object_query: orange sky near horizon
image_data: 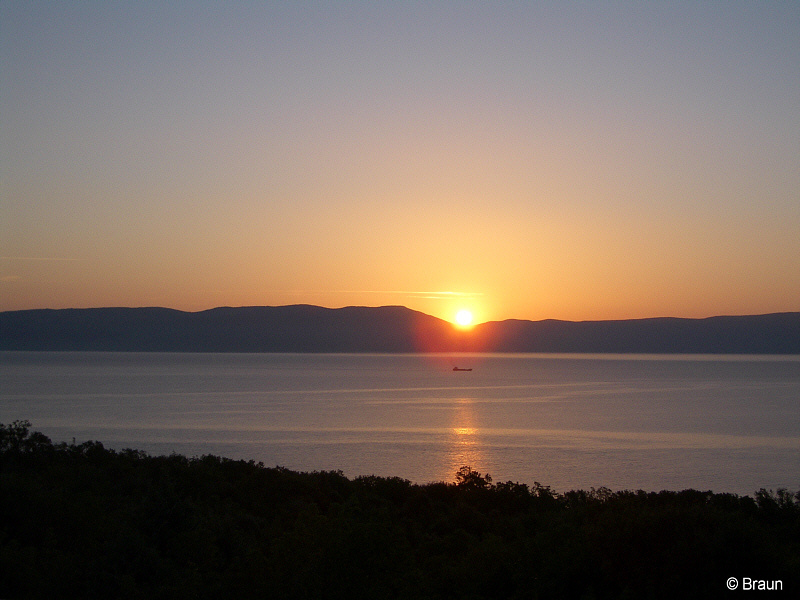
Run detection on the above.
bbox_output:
[2,3,799,325]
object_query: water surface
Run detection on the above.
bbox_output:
[1,352,798,494]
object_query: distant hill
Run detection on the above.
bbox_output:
[1,306,798,353]
[0,305,466,352]
[468,313,800,354]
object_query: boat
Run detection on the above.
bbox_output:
[452,367,472,371]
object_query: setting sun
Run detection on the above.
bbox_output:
[454,309,474,328]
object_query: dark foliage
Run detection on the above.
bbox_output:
[2,421,798,598]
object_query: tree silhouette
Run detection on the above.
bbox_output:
[454,466,492,490]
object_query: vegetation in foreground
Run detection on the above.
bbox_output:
[1,421,798,599]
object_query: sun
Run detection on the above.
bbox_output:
[454,309,474,328]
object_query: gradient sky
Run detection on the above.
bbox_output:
[2,1,798,323]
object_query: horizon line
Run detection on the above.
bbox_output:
[1,303,797,324]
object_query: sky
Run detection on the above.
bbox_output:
[2,1,798,324]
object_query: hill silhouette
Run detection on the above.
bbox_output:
[1,305,798,353]
[470,313,800,354]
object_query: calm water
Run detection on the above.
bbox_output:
[1,351,798,495]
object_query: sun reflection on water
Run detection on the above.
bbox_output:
[442,399,485,482]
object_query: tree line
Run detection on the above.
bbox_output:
[1,421,797,598]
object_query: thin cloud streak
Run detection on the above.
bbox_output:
[283,290,484,300]
[0,256,81,262]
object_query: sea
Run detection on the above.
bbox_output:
[1,351,798,496]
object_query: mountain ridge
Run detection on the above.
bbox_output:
[1,305,799,354]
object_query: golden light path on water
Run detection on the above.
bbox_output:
[443,399,483,482]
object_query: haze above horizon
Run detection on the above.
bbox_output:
[2,2,798,324]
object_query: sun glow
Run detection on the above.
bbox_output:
[454,309,474,328]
